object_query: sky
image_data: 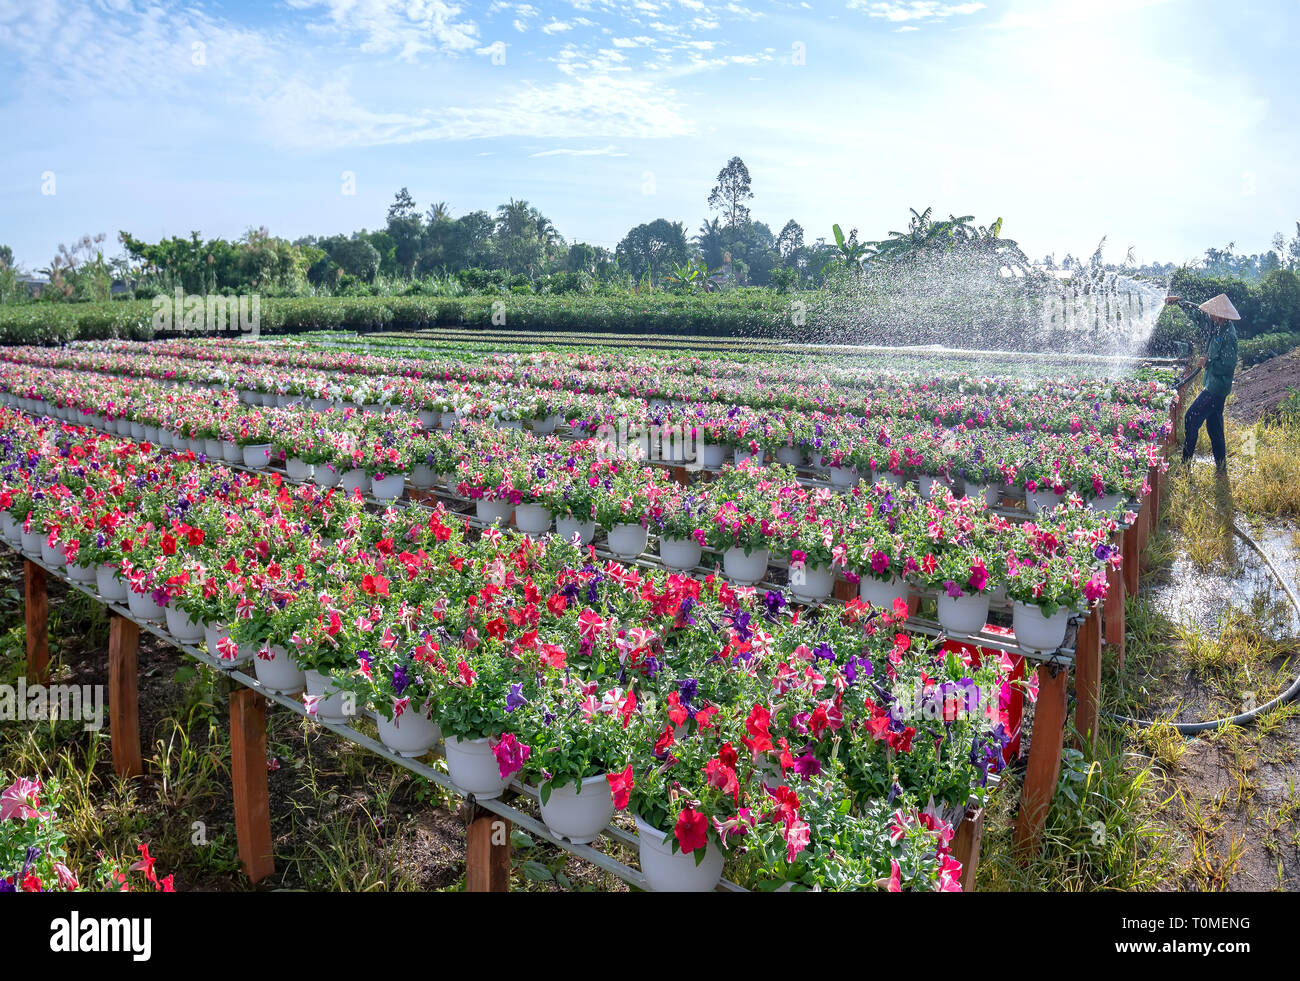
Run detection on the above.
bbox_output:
[1,0,1298,272]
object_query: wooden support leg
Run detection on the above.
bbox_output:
[1073,607,1102,751]
[466,807,512,892]
[230,687,275,884]
[1122,522,1140,598]
[1014,663,1069,858]
[1103,535,1126,671]
[24,559,49,685]
[832,578,855,603]
[1137,497,1151,572]
[952,807,985,892]
[107,614,143,779]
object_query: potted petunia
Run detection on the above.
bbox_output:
[512,681,636,844]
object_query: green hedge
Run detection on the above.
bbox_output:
[1239,331,1300,367]
[0,291,799,344]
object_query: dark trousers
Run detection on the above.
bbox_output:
[1183,388,1227,464]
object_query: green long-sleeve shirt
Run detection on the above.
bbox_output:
[1177,300,1238,397]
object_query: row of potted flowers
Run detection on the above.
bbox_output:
[0,358,1163,510]
[1,407,1012,891]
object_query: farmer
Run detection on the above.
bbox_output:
[1164,293,1240,476]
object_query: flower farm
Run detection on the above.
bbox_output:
[0,338,1186,892]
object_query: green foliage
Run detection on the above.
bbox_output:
[1238,331,1300,367]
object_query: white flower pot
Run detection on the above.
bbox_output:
[514,503,552,535]
[789,562,834,603]
[634,814,724,893]
[130,422,145,440]
[242,443,272,469]
[606,522,648,560]
[165,606,204,643]
[967,483,1000,508]
[417,409,441,429]
[204,624,251,665]
[376,706,441,757]
[259,392,275,407]
[733,448,766,467]
[286,457,314,481]
[187,438,203,455]
[919,475,951,499]
[439,472,456,489]
[304,669,355,723]
[475,499,514,526]
[1087,492,1126,514]
[860,574,909,611]
[66,561,96,584]
[873,470,904,489]
[659,536,703,572]
[937,592,990,637]
[776,446,804,467]
[410,464,436,489]
[40,539,63,567]
[221,440,242,463]
[0,511,20,545]
[96,565,128,602]
[699,442,727,469]
[128,589,166,622]
[723,546,769,586]
[311,397,332,412]
[829,464,859,488]
[20,528,43,555]
[556,516,596,545]
[313,465,340,488]
[1027,488,1063,515]
[1012,601,1072,654]
[339,469,369,495]
[370,473,406,502]
[253,644,306,694]
[439,413,457,431]
[496,418,523,431]
[444,735,511,799]
[203,438,222,459]
[530,413,563,435]
[539,775,614,845]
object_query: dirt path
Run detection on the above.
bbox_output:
[1227,349,1300,424]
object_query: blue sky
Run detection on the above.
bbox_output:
[1,0,1297,271]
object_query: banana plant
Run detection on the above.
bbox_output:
[831,224,870,274]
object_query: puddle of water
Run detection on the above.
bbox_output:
[1146,521,1300,640]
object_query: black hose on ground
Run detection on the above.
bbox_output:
[1104,519,1300,735]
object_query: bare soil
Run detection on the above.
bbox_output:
[1227,349,1300,424]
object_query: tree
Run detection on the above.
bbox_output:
[615,219,690,287]
[327,236,381,282]
[495,199,544,277]
[385,189,425,277]
[777,220,804,262]
[707,156,753,228]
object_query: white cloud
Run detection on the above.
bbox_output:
[850,1,986,22]
[542,20,574,33]
[529,145,628,157]
[284,0,481,59]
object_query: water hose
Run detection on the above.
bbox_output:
[1104,518,1300,735]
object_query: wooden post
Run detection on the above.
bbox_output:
[1103,532,1126,670]
[1014,663,1069,858]
[952,807,984,892]
[832,578,855,603]
[1136,496,1151,571]
[1073,606,1102,750]
[465,807,512,892]
[107,614,143,779]
[230,687,275,884]
[24,560,49,685]
[1122,522,1140,598]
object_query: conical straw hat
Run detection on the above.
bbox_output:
[1198,293,1240,320]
